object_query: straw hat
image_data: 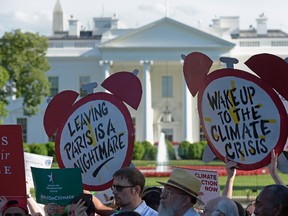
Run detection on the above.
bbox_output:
[157,168,204,206]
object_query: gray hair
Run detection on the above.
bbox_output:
[212,197,239,216]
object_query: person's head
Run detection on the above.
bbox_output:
[2,199,29,216]
[254,184,288,216]
[245,201,255,216]
[111,167,145,208]
[157,168,204,216]
[68,194,95,216]
[202,196,239,216]
[234,201,245,216]
[142,186,162,211]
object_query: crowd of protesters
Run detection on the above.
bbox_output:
[1,150,288,216]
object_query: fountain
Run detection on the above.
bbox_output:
[156,132,169,172]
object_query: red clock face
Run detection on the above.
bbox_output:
[55,92,134,190]
[198,69,288,170]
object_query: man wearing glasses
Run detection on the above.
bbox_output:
[157,168,204,216]
[89,167,157,216]
[110,167,157,216]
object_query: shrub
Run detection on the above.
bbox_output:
[132,141,145,160]
[23,143,30,153]
[142,141,157,160]
[166,140,176,160]
[188,142,206,159]
[178,141,191,159]
[46,142,56,161]
[29,143,48,156]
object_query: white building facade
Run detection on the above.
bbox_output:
[4,1,288,144]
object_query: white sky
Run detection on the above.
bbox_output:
[0,0,288,37]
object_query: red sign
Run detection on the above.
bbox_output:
[0,125,26,204]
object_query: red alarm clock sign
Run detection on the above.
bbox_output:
[198,69,287,170]
[183,52,288,170]
[44,71,142,191]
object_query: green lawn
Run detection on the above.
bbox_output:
[140,160,288,199]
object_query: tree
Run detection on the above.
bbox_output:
[0,29,50,118]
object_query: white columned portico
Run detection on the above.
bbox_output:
[140,60,154,143]
[182,76,199,143]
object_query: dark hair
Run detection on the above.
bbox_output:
[142,186,161,211]
[233,200,245,216]
[261,184,288,213]
[69,194,95,215]
[113,167,145,193]
[116,211,141,216]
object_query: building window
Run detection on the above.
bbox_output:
[200,125,206,141]
[48,77,59,97]
[162,76,173,98]
[79,76,91,97]
[271,41,288,46]
[162,128,173,142]
[17,118,27,143]
[48,42,64,48]
[239,41,260,47]
[74,42,95,47]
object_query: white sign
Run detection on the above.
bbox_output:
[24,152,53,188]
[185,168,220,205]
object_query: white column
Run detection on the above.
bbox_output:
[99,60,113,92]
[99,60,113,80]
[191,93,199,143]
[182,76,192,142]
[182,75,199,143]
[140,60,154,143]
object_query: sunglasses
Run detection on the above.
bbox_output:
[111,184,134,192]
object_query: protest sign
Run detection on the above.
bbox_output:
[183,52,288,170]
[277,93,288,152]
[24,152,53,188]
[180,167,220,205]
[0,125,26,203]
[44,72,142,191]
[198,69,287,170]
[54,93,134,191]
[31,167,83,205]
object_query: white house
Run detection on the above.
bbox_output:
[4,0,288,145]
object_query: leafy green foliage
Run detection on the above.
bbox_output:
[166,140,176,160]
[29,143,48,155]
[188,141,207,159]
[0,29,50,117]
[23,143,30,153]
[0,66,9,120]
[46,142,56,161]
[178,141,191,159]
[142,141,157,160]
[132,141,145,160]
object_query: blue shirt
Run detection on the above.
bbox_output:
[183,207,200,216]
[112,201,158,216]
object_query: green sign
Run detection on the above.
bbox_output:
[31,167,83,205]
